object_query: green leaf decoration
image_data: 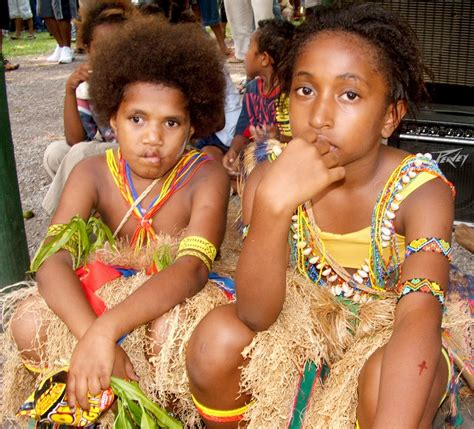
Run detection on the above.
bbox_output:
[110,377,182,429]
[30,216,116,272]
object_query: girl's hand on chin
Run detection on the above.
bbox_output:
[258,130,345,212]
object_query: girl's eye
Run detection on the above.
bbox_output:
[342,91,359,101]
[295,86,314,96]
[131,116,142,124]
[166,120,179,128]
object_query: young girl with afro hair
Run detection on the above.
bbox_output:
[2,13,232,426]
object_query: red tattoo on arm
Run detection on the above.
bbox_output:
[418,360,428,375]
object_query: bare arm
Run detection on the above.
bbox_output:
[36,158,99,338]
[373,178,453,428]
[236,132,345,331]
[64,63,91,145]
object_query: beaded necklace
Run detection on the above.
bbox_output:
[107,149,210,248]
[290,153,455,303]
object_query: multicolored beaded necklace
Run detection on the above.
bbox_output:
[290,153,455,303]
[107,148,210,248]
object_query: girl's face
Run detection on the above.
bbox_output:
[289,31,399,167]
[110,82,194,180]
[244,33,265,80]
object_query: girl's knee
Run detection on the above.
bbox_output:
[148,310,182,356]
[10,296,47,358]
[186,305,254,389]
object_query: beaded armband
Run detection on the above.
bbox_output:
[397,278,445,306]
[176,236,217,271]
[405,237,452,262]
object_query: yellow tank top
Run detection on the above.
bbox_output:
[317,172,436,269]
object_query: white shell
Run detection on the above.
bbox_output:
[424,152,433,160]
[353,273,364,284]
[316,263,325,270]
[303,247,312,256]
[382,240,390,248]
[309,256,319,264]
[344,288,354,297]
[292,222,298,229]
[358,269,368,279]
[386,210,396,219]
[384,219,392,228]
[330,286,337,296]
[381,234,390,241]
[360,294,368,304]
[297,241,307,249]
[414,159,422,167]
[397,184,403,191]
[390,202,399,211]
[334,285,342,296]
[353,293,361,302]
[293,233,299,240]
[408,170,417,178]
[291,215,298,221]
[394,193,404,201]
[342,282,351,293]
[402,175,410,184]
[272,145,282,156]
[328,274,338,283]
[416,152,424,158]
[322,268,332,277]
[381,227,391,236]
[362,264,370,273]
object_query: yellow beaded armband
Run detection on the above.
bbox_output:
[397,278,445,306]
[176,236,217,271]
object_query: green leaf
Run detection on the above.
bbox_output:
[110,378,182,429]
[114,397,134,429]
[123,394,143,425]
[140,408,158,429]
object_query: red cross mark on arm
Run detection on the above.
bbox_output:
[418,360,428,375]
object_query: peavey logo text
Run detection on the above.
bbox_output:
[432,148,469,169]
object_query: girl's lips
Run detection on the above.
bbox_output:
[143,152,161,165]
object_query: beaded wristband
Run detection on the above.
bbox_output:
[405,237,452,262]
[397,278,445,306]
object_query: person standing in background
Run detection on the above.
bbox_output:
[223,0,273,63]
[38,0,77,64]
[1,0,20,70]
[8,0,36,39]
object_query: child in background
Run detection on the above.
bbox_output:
[4,14,228,420]
[186,3,469,428]
[193,69,242,163]
[222,19,294,176]
[42,0,135,216]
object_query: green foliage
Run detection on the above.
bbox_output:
[30,216,115,272]
[110,377,182,429]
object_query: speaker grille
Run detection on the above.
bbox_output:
[339,0,474,87]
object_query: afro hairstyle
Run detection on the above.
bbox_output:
[88,15,226,138]
[80,0,136,48]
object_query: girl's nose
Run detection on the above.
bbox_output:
[309,96,334,130]
[144,124,162,145]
